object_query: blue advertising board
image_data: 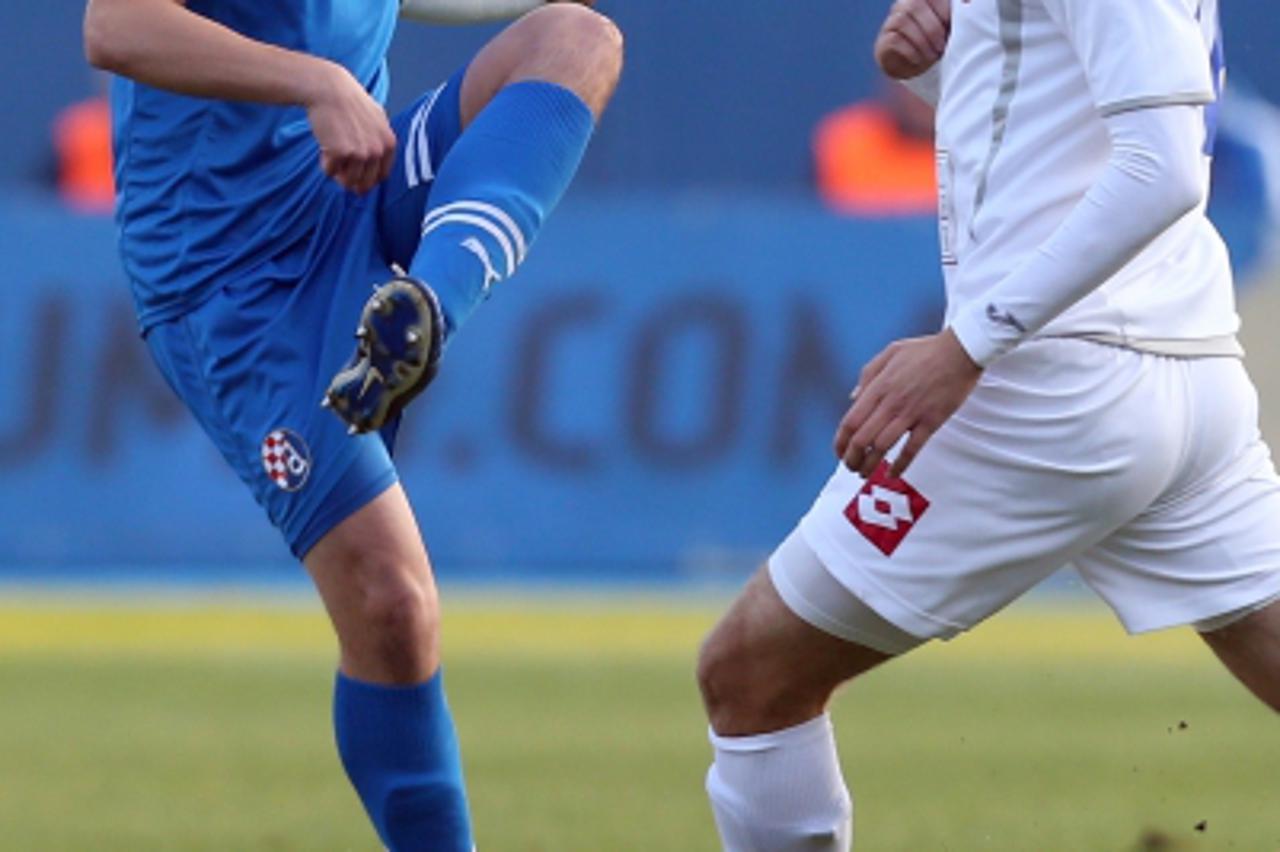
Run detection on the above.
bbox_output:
[0,194,945,583]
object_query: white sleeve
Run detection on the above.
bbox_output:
[1040,0,1216,117]
[949,105,1207,367]
[399,0,542,25]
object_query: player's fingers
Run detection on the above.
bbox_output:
[368,119,397,186]
[840,385,881,454]
[834,416,855,460]
[352,153,382,195]
[857,442,885,480]
[924,0,952,31]
[889,423,933,479]
[322,150,361,191]
[858,347,895,395]
[833,387,869,458]
[840,419,868,473]
[336,157,364,193]
[842,440,866,476]
[877,31,926,78]
[320,150,340,180]
[903,0,949,54]
[377,137,397,185]
[843,340,909,452]
[886,11,935,64]
[860,417,910,479]
[348,143,386,193]
[843,406,892,475]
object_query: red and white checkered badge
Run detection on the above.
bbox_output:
[844,462,930,557]
[261,428,311,493]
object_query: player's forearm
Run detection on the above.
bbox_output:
[84,0,337,108]
[949,105,1207,367]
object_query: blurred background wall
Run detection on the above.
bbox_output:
[2,3,1278,583]
[7,3,1280,191]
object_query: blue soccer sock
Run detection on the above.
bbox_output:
[410,80,595,337]
[334,670,473,852]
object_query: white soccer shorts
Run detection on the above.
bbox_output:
[778,338,1280,643]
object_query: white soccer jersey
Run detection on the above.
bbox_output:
[935,0,1237,357]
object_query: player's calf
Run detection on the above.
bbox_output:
[306,487,472,850]
[1200,596,1280,714]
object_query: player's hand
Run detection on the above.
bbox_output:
[303,61,397,195]
[834,328,981,479]
[875,0,951,80]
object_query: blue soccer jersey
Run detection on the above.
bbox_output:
[111,0,398,331]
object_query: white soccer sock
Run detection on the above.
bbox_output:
[706,713,852,852]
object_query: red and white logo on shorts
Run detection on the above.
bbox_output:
[844,462,930,557]
[261,428,311,492]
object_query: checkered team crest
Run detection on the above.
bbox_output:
[261,428,311,492]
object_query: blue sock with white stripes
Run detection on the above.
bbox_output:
[334,670,473,852]
[409,80,595,337]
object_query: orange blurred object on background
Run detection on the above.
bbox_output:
[813,100,936,217]
[54,96,114,214]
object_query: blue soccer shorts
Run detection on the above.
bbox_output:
[144,72,465,559]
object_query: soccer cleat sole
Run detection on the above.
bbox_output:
[323,276,444,434]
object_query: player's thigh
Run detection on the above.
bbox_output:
[459,4,621,121]
[1199,596,1280,712]
[143,229,402,561]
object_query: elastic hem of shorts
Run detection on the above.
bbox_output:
[797,520,966,641]
[1122,572,1280,635]
[291,467,399,560]
[767,556,921,656]
[1194,586,1280,633]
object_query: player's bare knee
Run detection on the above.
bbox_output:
[350,565,441,680]
[364,576,436,636]
[697,621,823,735]
[516,4,623,113]
[695,627,734,714]
[696,629,752,730]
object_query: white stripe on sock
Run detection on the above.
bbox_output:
[421,213,516,276]
[421,200,527,263]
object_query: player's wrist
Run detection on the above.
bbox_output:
[294,56,349,110]
[947,308,1006,370]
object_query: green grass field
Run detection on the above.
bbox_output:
[0,595,1275,851]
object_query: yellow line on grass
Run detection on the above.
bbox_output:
[0,598,1209,664]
